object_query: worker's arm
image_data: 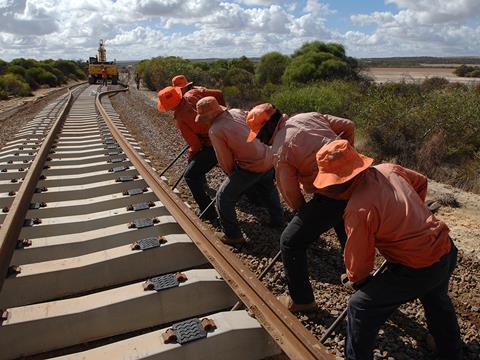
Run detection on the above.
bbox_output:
[396,165,428,202]
[323,114,355,146]
[175,119,203,158]
[275,160,305,210]
[209,128,234,174]
[344,207,378,283]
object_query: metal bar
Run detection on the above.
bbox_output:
[171,166,187,190]
[97,89,333,360]
[230,250,281,311]
[0,84,86,292]
[198,197,216,219]
[319,260,388,343]
[159,145,189,177]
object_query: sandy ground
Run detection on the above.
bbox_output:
[363,67,480,84]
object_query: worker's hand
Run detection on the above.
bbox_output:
[340,274,371,291]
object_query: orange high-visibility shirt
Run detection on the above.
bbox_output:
[173,87,225,157]
[209,109,273,175]
[341,164,451,283]
[272,112,355,210]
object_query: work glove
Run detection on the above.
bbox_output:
[340,274,371,291]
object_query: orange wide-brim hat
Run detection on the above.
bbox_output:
[246,103,276,142]
[157,86,182,112]
[172,75,193,88]
[313,139,374,189]
[195,96,226,123]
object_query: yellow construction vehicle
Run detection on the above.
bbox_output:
[88,39,119,85]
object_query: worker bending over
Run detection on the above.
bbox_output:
[157,76,225,221]
[313,140,462,360]
[246,104,355,312]
[195,97,283,245]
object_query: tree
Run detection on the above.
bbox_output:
[283,41,358,85]
[256,52,289,85]
[230,56,255,74]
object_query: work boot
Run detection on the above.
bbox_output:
[215,232,246,246]
[277,295,317,313]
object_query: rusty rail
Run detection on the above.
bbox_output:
[96,88,334,360]
[0,84,87,292]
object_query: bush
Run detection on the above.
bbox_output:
[256,52,289,85]
[270,81,361,116]
[420,77,449,93]
[0,60,7,75]
[26,67,58,87]
[0,73,32,97]
[6,65,27,78]
[282,41,358,85]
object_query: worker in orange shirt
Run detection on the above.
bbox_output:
[157,76,225,221]
[101,67,108,87]
[246,103,355,312]
[313,140,462,360]
[195,97,283,245]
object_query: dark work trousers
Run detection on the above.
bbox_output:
[216,167,283,239]
[183,147,218,219]
[102,77,107,86]
[346,243,462,360]
[280,194,348,304]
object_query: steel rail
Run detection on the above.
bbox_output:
[96,88,333,360]
[0,83,86,292]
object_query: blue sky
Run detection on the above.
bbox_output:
[0,0,479,61]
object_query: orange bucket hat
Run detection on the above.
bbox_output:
[195,96,226,123]
[172,75,193,88]
[246,103,276,142]
[313,139,374,189]
[157,86,182,112]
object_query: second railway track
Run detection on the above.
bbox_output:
[0,85,334,359]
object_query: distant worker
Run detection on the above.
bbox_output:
[135,72,141,90]
[196,96,283,245]
[246,104,355,312]
[157,76,225,222]
[101,67,108,87]
[313,140,462,360]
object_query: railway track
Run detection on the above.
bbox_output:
[0,85,334,360]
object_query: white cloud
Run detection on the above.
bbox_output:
[0,0,479,61]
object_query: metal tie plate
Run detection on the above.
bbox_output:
[136,236,162,250]
[127,188,143,196]
[106,144,119,149]
[108,151,121,156]
[117,176,134,182]
[132,202,150,211]
[29,202,41,209]
[172,318,207,344]
[105,139,116,145]
[149,273,178,291]
[110,157,124,163]
[110,166,128,173]
[133,218,154,229]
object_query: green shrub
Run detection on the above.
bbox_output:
[10,58,37,69]
[6,65,27,78]
[0,60,7,75]
[420,77,449,93]
[25,67,58,88]
[0,89,7,100]
[270,81,361,116]
[283,41,358,85]
[0,73,32,97]
[256,52,289,85]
